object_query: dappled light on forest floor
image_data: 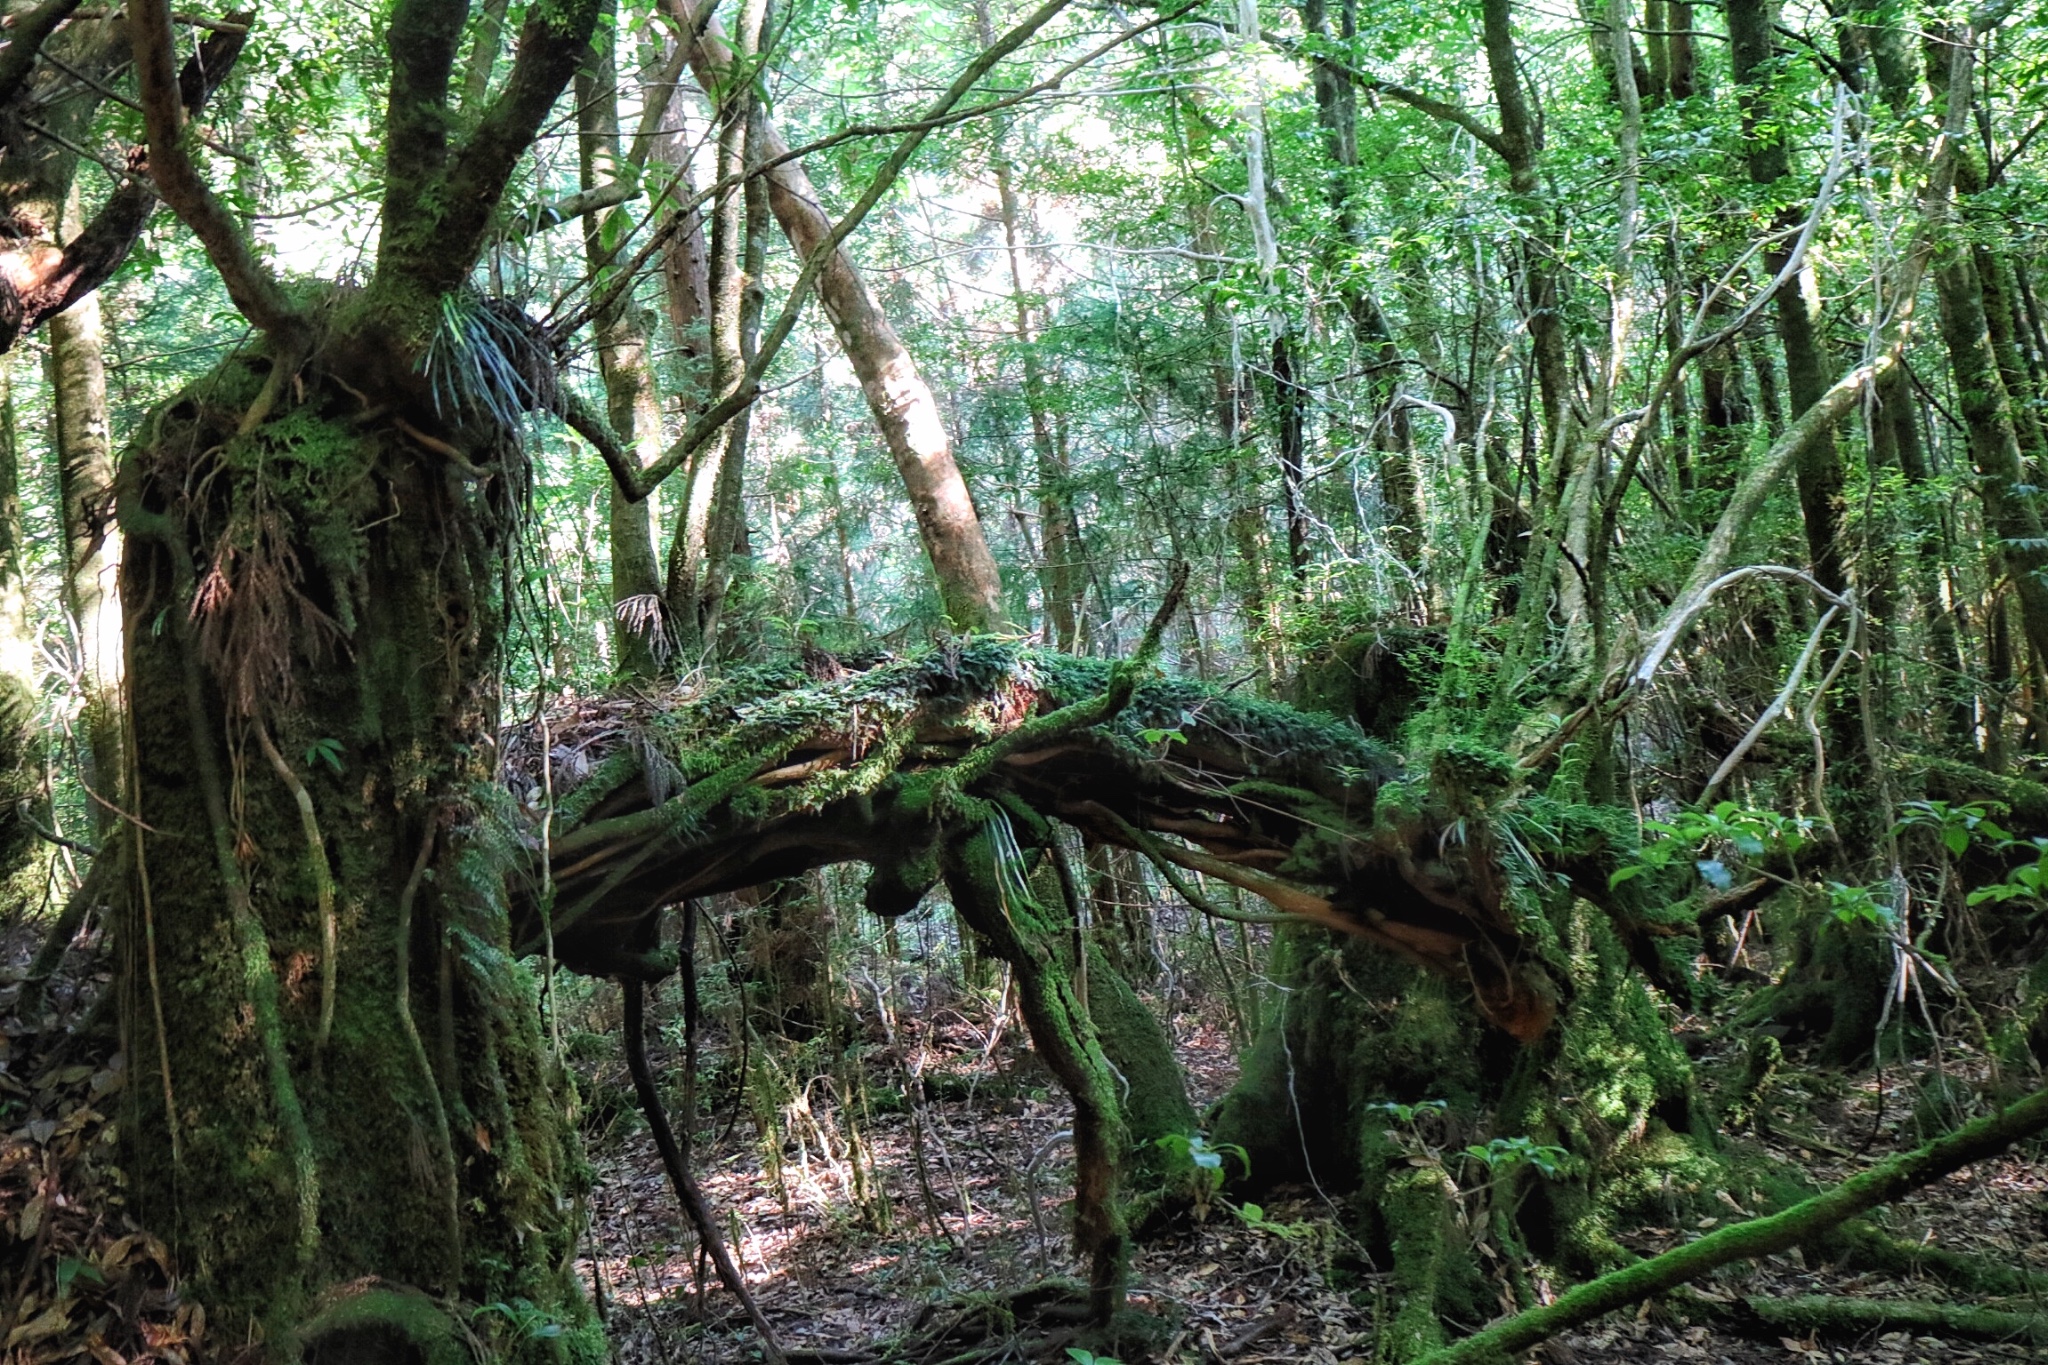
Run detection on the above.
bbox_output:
[550,936,2048,1365]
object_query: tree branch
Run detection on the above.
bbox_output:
[0,0,85,108]
[378,0,470,252]
[129,1,300,339]
[1,9,252,352]
[1276,34,1508,158]
[415,0,604,296]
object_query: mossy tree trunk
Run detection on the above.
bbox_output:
[115,352,598,1359]
[110,0,608,1354]
[45,197,121,838]
[941,822,1135,1322]
[0,349,46,926]
[1213,896,1715,1359]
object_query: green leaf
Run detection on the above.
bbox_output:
[1696,859,1733,890]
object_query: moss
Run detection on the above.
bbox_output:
[1378,1163,1458,1360]
[1082,942,1196,1155]
[1736,896,1892,1065]
[943,823,1133,1319]
[117,352,594,1350]
[299,1287,470,1365]
[1214,888,1721,1343]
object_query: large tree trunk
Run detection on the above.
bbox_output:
[45,220,120,836]
[664,0,1008,634]
[111,0,607,1350]
[114,346,599,1356]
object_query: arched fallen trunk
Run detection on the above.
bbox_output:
[503,641,1560,1038]
[501,634,1622,1318]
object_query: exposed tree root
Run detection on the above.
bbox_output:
[1412,1082,2048,1364]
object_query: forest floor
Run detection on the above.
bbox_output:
[2,926,2045,1365]
[571,954,2048,1365]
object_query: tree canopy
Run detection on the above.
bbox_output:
[2,1,2048,1363]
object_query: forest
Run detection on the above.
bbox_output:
[1,0,2047,1362]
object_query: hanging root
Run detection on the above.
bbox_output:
[394,818,463,1292]
[253,721,337,1056]
[621,977,787,1364]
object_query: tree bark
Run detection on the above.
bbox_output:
[115,0,608,1348]
[1729,0,1847,592]
[45,273,120,840]
[664,0,1008,633]
[978,0,1085,648]
[578,2,666,678]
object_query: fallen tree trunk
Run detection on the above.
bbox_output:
[1413,1082,2048,1365]
[499,640,1564,1036]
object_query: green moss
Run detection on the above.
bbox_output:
[1379,1163,1457,1360]
[299,1287,470,1365]
[117,352,596,1351]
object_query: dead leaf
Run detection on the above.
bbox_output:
[8,1304,73,1348]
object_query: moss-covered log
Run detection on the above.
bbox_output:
[502,643,1571,1043]
[1740,1294,2048,1345]
[1412,1079,2048,1365]
[498,637,1710,1335]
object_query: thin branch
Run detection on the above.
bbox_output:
[499,180,639,244]
[69,6,248,33]
[14,800,97,859]
[622,978,787,1364]
[1699,601,1843,804]
[1276,33,1508,158]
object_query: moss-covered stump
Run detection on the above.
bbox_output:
[112,340,600,1359]
[1213,890,1721,1357]
[1735,896,1892,1065]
